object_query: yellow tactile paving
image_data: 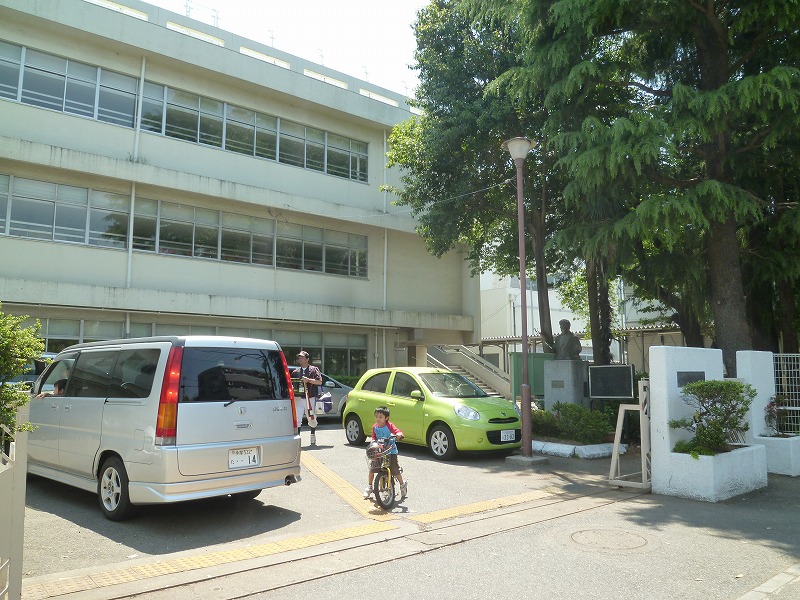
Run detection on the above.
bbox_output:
[301,452,399,521]
[23,456,560,600]
[409,489,553,524]
[21,521,397,600]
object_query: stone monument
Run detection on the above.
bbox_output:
[543,319,587,409]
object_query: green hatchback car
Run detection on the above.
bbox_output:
[343,367,522,460]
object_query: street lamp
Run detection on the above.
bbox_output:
[502,136,536,458]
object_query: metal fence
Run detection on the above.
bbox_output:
[773,354,800,435]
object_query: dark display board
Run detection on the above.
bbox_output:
[588,365,635,399]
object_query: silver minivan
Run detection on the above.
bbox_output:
[28,336,301,520]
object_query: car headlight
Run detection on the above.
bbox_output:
[455,404,480,421]
[511,401,521,417]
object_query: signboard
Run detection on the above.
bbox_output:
[588,365,635,399]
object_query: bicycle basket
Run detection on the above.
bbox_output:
[366,441,385,469]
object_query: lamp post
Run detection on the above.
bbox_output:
[502,136,535,458]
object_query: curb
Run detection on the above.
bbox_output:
[532,440,627,459]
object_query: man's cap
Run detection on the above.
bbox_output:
[296,351,310,358]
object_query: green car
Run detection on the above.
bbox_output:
[343,367,522,460]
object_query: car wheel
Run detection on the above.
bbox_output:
[345,414,366,445]
[98,456,136,521]
[428,424,457,461]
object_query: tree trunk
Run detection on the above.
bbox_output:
[532,222,554,353]
[707,215,752,376]
[597,263,613,365]
[586,260,602,364]
[778,279,799,353]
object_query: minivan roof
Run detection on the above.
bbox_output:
[60,336,282,352]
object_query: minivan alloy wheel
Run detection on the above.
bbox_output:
[98,456,134,520]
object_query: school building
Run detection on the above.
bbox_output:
[0,0,480,376]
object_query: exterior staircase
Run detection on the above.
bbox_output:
[446,365,504,397]
[427,345,512,400]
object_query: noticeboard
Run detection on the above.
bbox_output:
[588,365,635,399]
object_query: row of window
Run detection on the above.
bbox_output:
[0,173,368,277]
[0,40,369,182]
[27,316,368,377]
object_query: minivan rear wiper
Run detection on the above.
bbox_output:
[224,399,237,407]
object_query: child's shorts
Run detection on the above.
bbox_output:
[370,453,400,474]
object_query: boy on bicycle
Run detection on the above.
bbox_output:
[364,406,408,500]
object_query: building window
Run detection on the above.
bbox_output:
[165,89,200,142]
[0,172,367,278]
[97,69,137,127]
[89,190,129,248]
[1,40,370,182]
[141,82,165,133]
[0,40,21,100]
[133,198,158,250]
[159,201,194,256]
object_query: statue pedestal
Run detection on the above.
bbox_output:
[543,360,587,410]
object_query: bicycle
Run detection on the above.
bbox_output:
[366,434,403,509]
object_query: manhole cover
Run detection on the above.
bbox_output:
[571,528,649,551]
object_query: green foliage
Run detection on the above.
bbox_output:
[530,407,560,438]
[672,438,717,459]
[531,402,610,445]
[0,304,45,438]
[333,375,361,389]
[669,380,756,457]
[461,0,800,368]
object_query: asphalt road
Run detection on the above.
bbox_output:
[23,421,558,578]
[22,423,800,600]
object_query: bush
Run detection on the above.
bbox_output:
[530,408,560,438]
[552,403,611,444]
[529,403,612,445]
[334,375,361,388]
[0,305,45,439]
[530,404,611,445]
[669,379,755,457]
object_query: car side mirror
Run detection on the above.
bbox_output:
[411,390,424,400]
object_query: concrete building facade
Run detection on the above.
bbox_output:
[0,0,479,376]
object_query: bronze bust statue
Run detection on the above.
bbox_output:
[553,319,582,360]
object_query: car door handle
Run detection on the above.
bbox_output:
[63,404,71,411]
[51,404,58,410]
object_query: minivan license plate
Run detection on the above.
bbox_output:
[229,447,260,469]
[500,430,515,442]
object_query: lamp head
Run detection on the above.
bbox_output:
[502,137,535,160]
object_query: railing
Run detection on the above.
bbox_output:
[429,345,512,399]
[774,354,800,435]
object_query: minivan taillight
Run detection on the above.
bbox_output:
[280,350,298,430]
[156,346,183,446]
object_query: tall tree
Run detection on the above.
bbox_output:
[386,0,561,350]
[465,0,800,375]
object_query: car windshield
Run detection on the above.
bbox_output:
[418,372,488,398]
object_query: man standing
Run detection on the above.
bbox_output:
[292,351,322,445]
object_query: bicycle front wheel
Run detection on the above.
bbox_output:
[373,470,395,509]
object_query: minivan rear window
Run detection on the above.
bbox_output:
[179,347,289,402]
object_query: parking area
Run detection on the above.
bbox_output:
[23,422,612,580]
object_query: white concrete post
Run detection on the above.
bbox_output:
[650,346,724,496]
[736,351,776,439]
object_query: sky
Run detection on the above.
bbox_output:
[142,0,429,95]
